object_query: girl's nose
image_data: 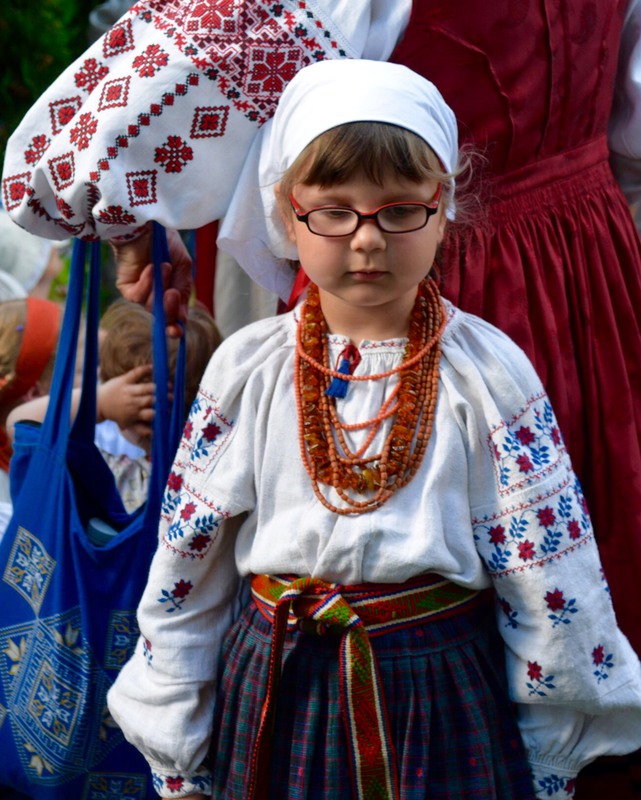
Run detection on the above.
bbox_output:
[349,218,387,252]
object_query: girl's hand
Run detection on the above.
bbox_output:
[97,365,155,433]
[112,224,192,337]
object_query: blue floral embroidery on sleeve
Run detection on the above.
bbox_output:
[498,596,519,629]
[185,391,234,471]
[143,636,153,666]
[592,645,614,683]
[158,579,193,612]
[161,469,184,518]
[526,661,556,696]
[537,774,576,797]
[164,490,225,556]
[488,394,566,495]
[545,588,578,627]
[473,477,591,577]
[152,771,211,796]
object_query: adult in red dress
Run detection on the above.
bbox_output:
[390,1,641,665]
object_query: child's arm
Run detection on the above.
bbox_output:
[104,319,285,797]
[451,317,641,799]
[106,391,244,797]
[6,364,155,441]
[6,389,82,441]
[105,329,266,798]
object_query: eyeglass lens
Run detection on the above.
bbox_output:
[307,204,430,235]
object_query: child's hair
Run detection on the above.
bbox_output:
[0,302,28,389]
[181,303,223,411]
[99,299,154,379]
[0,298,61,408]
[278,121,483,234]
[99,299,221,417]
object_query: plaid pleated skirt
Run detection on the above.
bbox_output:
[210,591,535,799]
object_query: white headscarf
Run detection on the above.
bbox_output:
[218,59,459,301]
[0,209,53,294]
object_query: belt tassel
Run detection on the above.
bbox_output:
[247,574,480,800]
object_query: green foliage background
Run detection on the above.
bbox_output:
[0,0,102,173]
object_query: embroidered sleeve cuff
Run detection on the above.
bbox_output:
[109,222,151,244]
[530,762,577,799]
[151,764,212,798]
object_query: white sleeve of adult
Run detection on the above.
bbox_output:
[1,0,410,241]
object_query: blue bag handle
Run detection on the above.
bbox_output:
[67,238,102,444]
[148,221,185,509]
[39,225,185,521]
[37,238,88,450]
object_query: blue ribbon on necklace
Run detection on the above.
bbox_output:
[325,344,361,399]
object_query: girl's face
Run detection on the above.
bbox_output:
[281,171,446,336]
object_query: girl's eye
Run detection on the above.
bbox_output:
[383,204,421,219]
[316,208,353,220]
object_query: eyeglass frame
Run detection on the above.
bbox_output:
[288,183,443,237]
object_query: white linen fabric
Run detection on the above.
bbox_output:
[107,302,641,800]
[100,449,151,513]
[0,471,10,507]
[0,501,12,546]
[0,475,12,546]
[1,0,411,252]
[218,57,459,301]
[0,272,27,302]
[0,209,53,294]
[94,418,146,458]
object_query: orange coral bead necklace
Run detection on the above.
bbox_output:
[294,278,445,514]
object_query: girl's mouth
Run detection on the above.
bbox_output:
[350,270,386,281]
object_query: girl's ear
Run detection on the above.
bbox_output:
[274,183,297,243]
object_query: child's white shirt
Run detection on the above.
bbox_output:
[107,302,641,800]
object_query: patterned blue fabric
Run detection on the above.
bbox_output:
[0,228,184,799]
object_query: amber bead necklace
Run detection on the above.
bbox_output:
[294,278,445,514]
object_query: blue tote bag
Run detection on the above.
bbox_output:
[0,225,185,799]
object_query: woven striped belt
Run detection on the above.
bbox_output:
[248,573,480,800]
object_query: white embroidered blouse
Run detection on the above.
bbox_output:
[107,302,641,800]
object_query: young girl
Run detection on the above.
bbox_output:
[107,60,641,800]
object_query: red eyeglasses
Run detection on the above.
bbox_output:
[289,184,442,237]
